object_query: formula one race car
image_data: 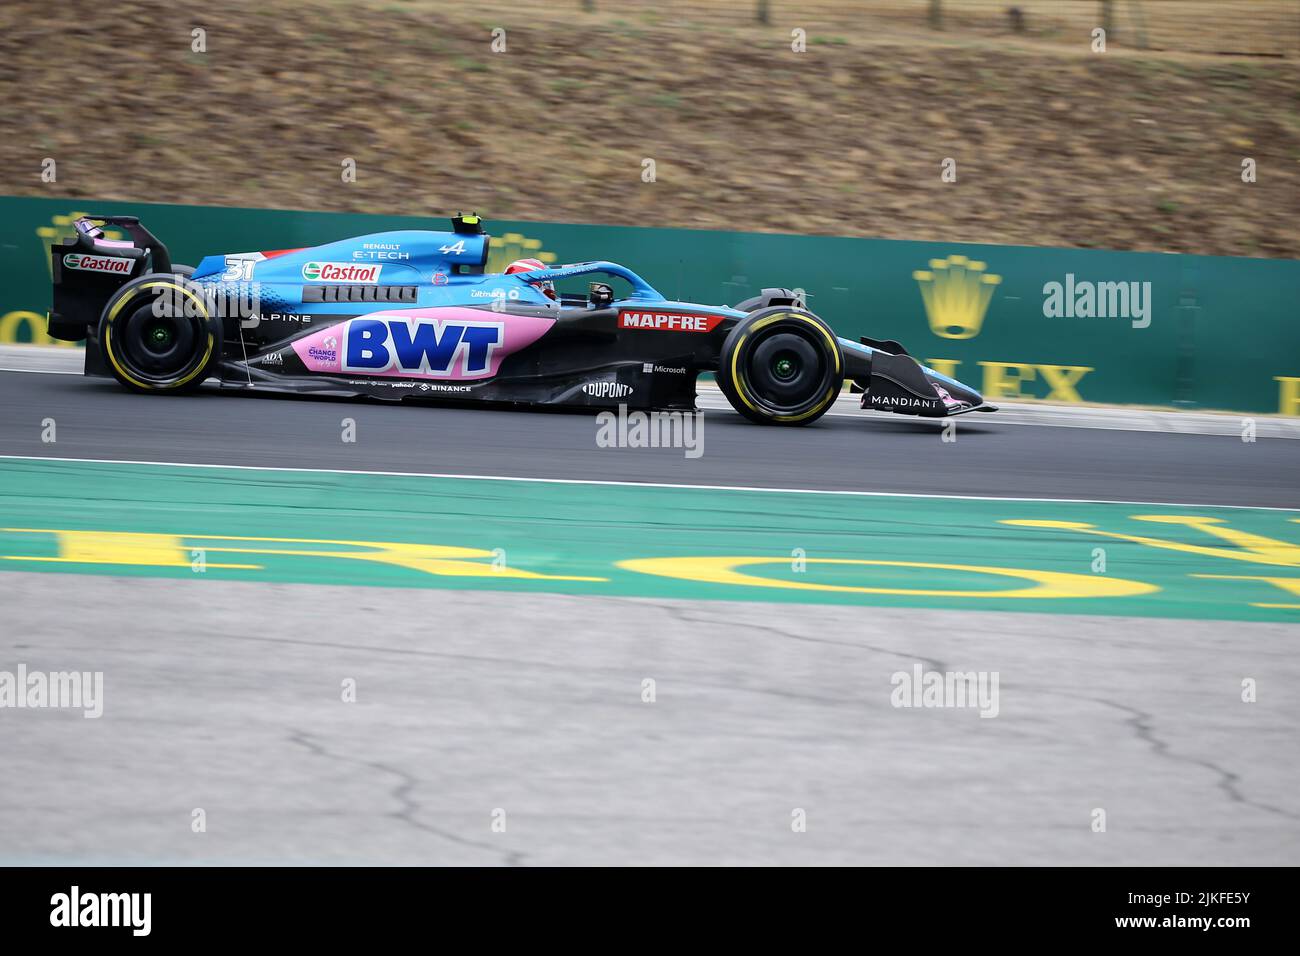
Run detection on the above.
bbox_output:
[47,214,996,425]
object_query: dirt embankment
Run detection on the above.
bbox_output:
[1,0,1297,257]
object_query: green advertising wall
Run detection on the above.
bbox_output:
[2,195,1296,413]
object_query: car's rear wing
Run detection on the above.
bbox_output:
[48,215,174,341]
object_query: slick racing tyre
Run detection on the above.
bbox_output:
[98,273,220,394]
[717,307,843,425]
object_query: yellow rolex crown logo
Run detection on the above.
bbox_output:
[486,233,557,273]
[913,254,1002,340]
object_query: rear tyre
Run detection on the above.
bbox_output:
[716,307,843,425]
[98,273,220,394]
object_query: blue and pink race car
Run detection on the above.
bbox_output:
[48,213,995,425]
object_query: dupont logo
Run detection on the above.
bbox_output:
[619,310,723,333]
[63,253,132,276]
[582,381,633,399]
[302,261,383,283]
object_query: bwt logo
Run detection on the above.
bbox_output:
[344,317,503,377]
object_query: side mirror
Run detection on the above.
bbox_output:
[589,282,614,308]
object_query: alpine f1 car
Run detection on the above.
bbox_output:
[47,214,996,424]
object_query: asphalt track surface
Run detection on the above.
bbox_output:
[2,367,1298,865]
[1,370,1297,507]
[2,571,1297,866]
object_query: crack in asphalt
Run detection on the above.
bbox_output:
[287,729,527,866]
[655,600,948,673]
[1092,698,1300,823]
[186,622,877,710]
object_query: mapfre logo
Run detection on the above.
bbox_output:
[63,253,132,276]
[302,261,382,283]
[619,310,723,333]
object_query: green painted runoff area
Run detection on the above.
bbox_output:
[1,457,1297,622]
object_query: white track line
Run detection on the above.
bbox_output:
[0,454,1295,512]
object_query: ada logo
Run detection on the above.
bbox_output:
[582,381,633,399]
[63,253,133,276]
[302,261,383,283]
[619,310,723,333]
[345,317,503,377]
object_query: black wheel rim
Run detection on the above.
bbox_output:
[743,328,833,415]
[143,317,177,354]
[771,351,800,382]
[113,292,207,387]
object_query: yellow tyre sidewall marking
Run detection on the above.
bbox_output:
[729,312,842,422]
[104,281,214,390]
[618,556,1157,599]
[728,331,758,412]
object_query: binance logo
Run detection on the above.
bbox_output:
[36,212,124,279]
[487,233,557,274]
[913,255,1002,340]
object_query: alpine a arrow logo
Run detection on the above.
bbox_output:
[302,261,383,283]
[344,317,503,377]
[619,310,723,333]
[63,253,133,275]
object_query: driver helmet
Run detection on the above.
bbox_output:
[504,258,557,300]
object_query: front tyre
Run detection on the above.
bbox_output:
[717,307,843,425]
[98,273,220,394]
